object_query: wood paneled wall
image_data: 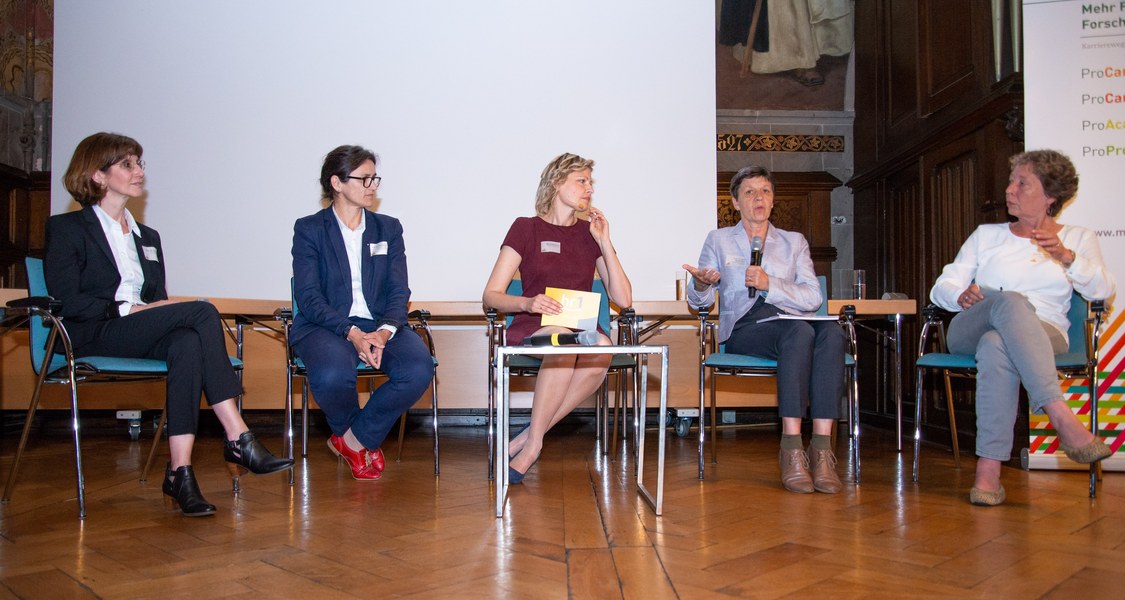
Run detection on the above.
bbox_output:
[717,171,839,282]
[0,166,48,288]
[849,0,1021,445]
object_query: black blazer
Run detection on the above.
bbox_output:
[43,206,167,351]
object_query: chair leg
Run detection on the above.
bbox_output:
[612,373,621,454]
[698,362,706,480]
[913,367,924,482]
[1088,367,1100,498]
[709,375,719,466]
[2,357,53,505]
[597,381,607,449]
[613,368,629,457]
[301,382,310,458]
[620,372,629,455]
[850,365,861,484]
[611,373,621,457]
[231,393,244,494]
[431,371,440,476]
[66,374,87,519]
[395,411,407,462]
[487,362,495,481]
[140,409,167,483]
[285,373,295,486]
[942,371,961,469]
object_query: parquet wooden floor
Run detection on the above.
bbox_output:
[1,418,1123,599]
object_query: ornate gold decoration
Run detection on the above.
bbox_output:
[716,134,844,153]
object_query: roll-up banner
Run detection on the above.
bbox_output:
[1024,0,1124,470]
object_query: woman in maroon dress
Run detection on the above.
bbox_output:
[482,153,632,483]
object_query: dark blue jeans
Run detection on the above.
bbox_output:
[293,318,434,450]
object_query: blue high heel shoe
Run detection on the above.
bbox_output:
[507,451,539,485]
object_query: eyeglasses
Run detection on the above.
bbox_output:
[346,175,381,188]
[113,158,146,172]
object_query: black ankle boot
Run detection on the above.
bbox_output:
[223,431,293,476]
[162,463,216,517]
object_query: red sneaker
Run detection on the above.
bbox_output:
[327,435,382,481]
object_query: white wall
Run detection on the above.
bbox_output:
[53,1,716,302]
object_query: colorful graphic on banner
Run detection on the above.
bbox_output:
[1024,0,1124,470]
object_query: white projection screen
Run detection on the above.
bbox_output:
[52,1,716,303]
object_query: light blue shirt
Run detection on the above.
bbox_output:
[687,223,823,343]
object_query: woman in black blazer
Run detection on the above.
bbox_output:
[44,132,292,516]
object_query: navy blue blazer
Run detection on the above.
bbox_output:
[43,206,168,351]
[290,207,411,345]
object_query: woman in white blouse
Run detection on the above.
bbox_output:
[930,149,1116,506]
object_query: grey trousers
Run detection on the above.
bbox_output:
[946,291,1068,461]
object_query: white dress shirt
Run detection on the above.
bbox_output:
[333,210,396,337]
[92,204,145,316]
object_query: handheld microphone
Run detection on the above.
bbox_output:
[748,235,763,297]
[523,330,600,347]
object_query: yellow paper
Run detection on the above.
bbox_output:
[540,287,601,331]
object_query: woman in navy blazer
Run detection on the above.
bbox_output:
[44,133,292,517]
[291,145,434,481]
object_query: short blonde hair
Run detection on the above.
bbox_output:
[534,153,595,216]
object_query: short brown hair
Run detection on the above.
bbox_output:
[534,153,595,216]
[729,165,774,198]
[1010,149,1079,217]
[63,132,143,207]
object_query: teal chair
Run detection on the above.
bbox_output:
[2,257,243,519]
[484,278,637,479]
[696,275,860,482]
[277,281,440,476]
[913,292,1106,497]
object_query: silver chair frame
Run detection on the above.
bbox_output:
[696,305,861,482]
[912,299,1106,497]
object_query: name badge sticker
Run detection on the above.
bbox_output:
[142,246,159,262]
[541,241,561,253]
[723,255,744,267]
[370,241,388,256]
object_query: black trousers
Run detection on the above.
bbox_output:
[725,299,844,420]
[76,301,243,436]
